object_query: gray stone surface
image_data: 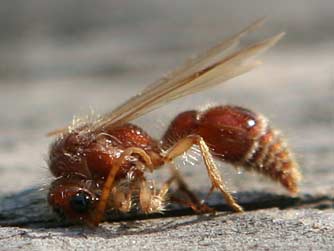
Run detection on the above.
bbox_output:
[0,208,333,251]
[0,1,333,250]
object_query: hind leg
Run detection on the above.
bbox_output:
[168,165,215,213]
[163,135,243,213]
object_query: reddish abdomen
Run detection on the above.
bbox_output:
[162,105,301,193]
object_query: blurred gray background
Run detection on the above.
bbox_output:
[0,1,333,250]
[0,0,333,204]
[0,0,333,81]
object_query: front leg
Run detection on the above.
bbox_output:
[139,176,174,214]
[163,135,244,213]
[90,147,153,226]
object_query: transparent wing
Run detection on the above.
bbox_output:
[48,18,284,136]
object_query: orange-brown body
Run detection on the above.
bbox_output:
[46,19,292,226]
[48,105,300,224]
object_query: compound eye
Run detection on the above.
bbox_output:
[69,191,92,214]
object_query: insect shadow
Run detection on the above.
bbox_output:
[1,186,332,237]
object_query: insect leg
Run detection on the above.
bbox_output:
[110,182,133,213]
[91,147,153,226]
[164,135,243,213]
[139,175,173,214]
[168,164,215,213]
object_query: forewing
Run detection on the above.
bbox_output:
[48,18,284,136]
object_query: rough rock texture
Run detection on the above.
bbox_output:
[0,208,333,251]
[0,1,333,250]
